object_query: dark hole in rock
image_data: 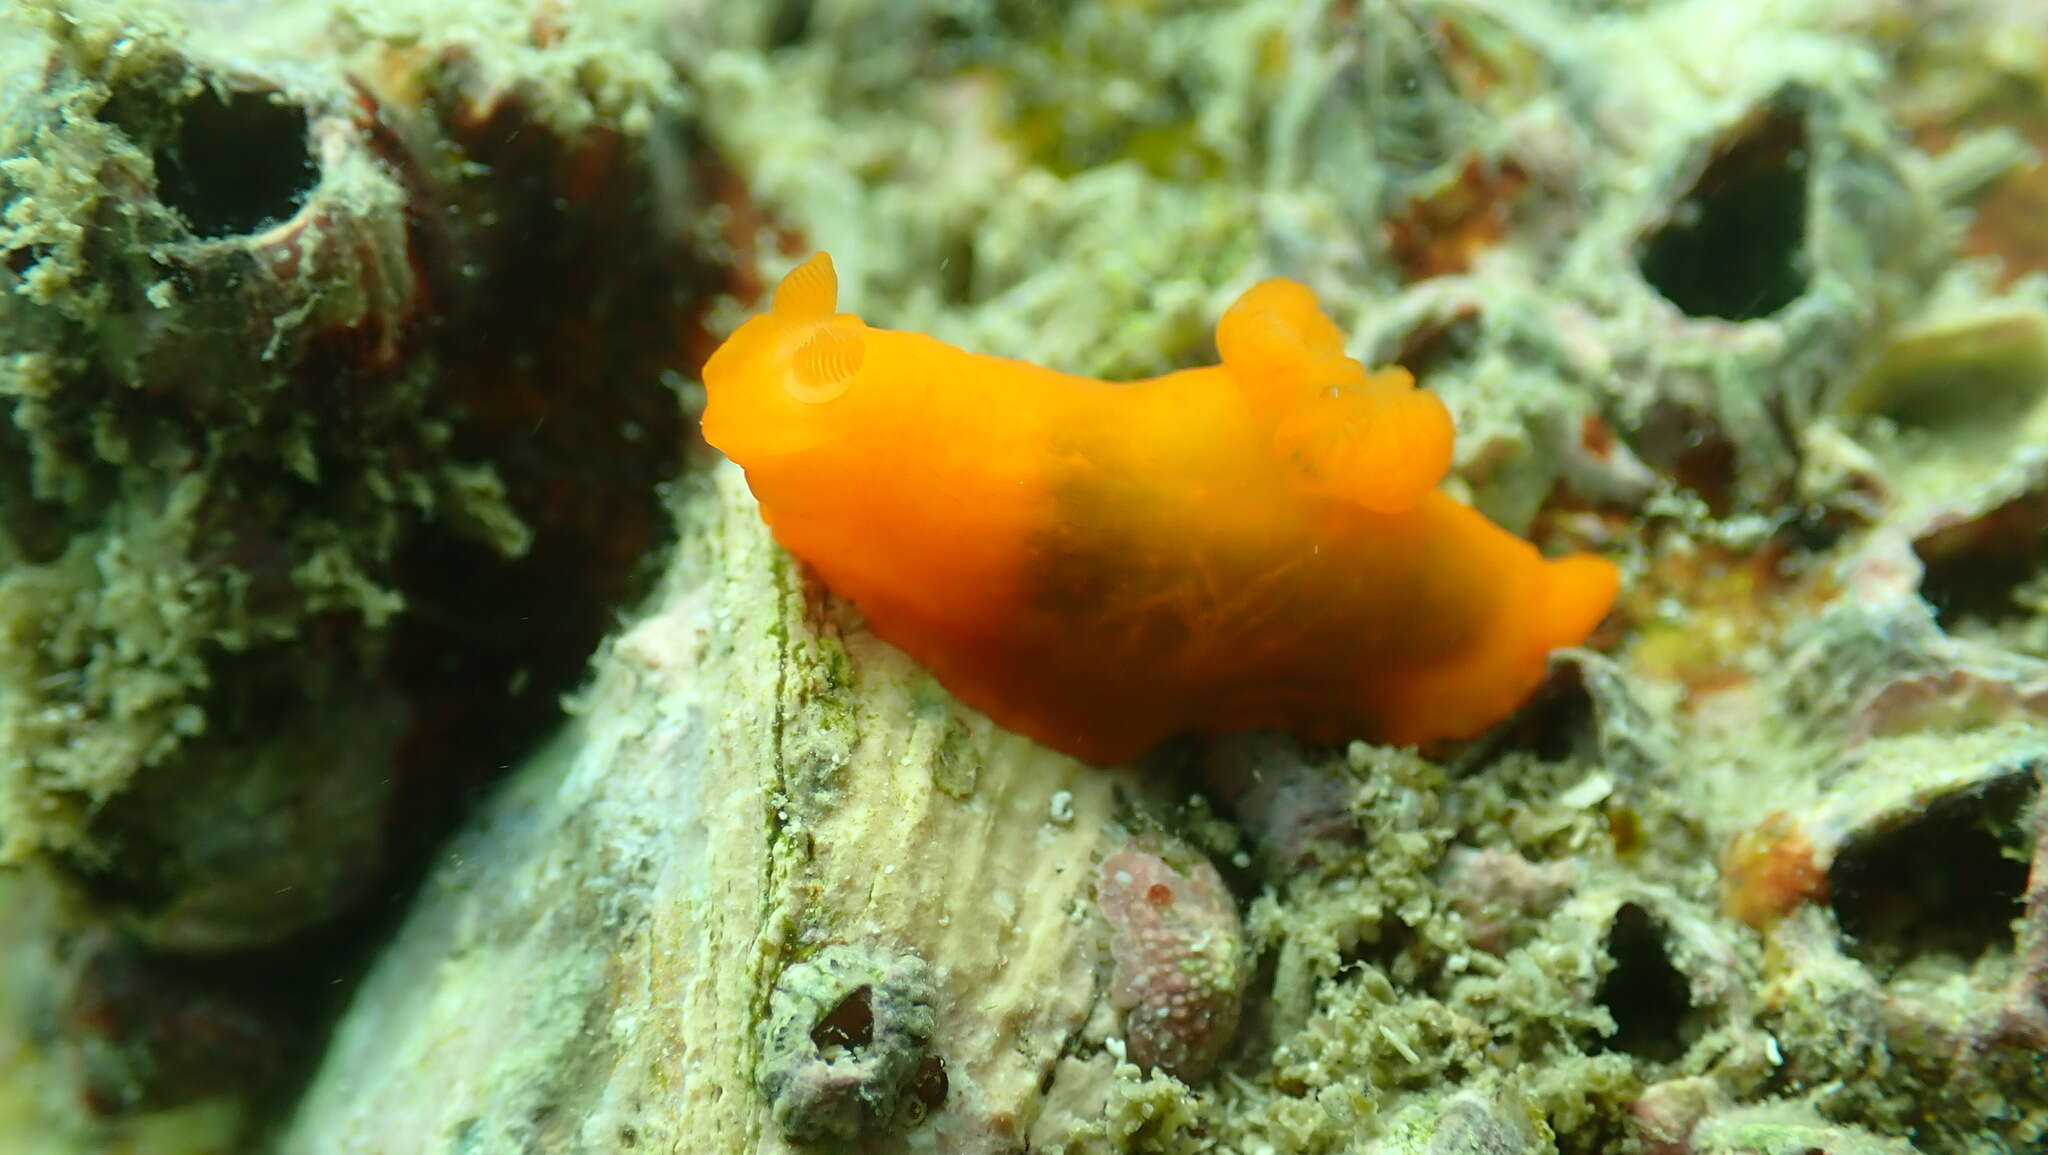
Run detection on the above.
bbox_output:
[1637,101,1810,321]
[0,423,77,565]
[937,234,978,306]
[1336,917,1418,980]
[56,927,367,1117]
[1628,401,1742,515]
[1831,771,2035,973]
[1914,486,2048,630]
[1189,732,1358,872]
[1391,308,1482,387]
[813,984,876,1054]
[1477,660,1593,765]
[767,0,813,48]
[907,1055,949,1118]
[1596,903,1695,1063]
[4,244,51,275]
[156,87,317,239]
[1671,429,1740,516]
[61,650,401,952]
[1781,502,1848,553]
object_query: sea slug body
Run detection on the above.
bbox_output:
[702,254,1619,763]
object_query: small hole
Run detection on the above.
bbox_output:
[1335,918,1417,980]
[1843,313,2048,441]
[936,235,977,306]
[4,244,51,275]
[1391,309,1481,387]
[1831,772,2034,974]
[1629,401,1742,515]
[1482,661,1594,764]
[1637,101,1810,321]
[1596,903,1695,1062]
[766,0,812,48]
[156,88,317,239]
[1671,432,1740,516]
[1914,488,2048,630]
[908,1055,948,1116]
[811,984,875,1054]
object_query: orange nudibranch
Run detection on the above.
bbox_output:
[702,254,1619,764]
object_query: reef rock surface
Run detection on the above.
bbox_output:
[4,0,2048,1153]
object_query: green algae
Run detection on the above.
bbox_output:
[0,3,485,962]
[0,0,709,1140]
[0,0,696,927]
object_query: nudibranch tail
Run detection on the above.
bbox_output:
[1540,554,1622,652]
[773,251,839,319]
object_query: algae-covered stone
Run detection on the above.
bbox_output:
[278,469,1165,1154]
[0,0,715,1141]
[1691,1104,1923,1155]
[0,0,704,946]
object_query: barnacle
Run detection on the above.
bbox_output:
[756,944,942,1144]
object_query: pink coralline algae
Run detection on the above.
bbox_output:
[1444,846,1575,953]
[1095,840,1248,1082]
